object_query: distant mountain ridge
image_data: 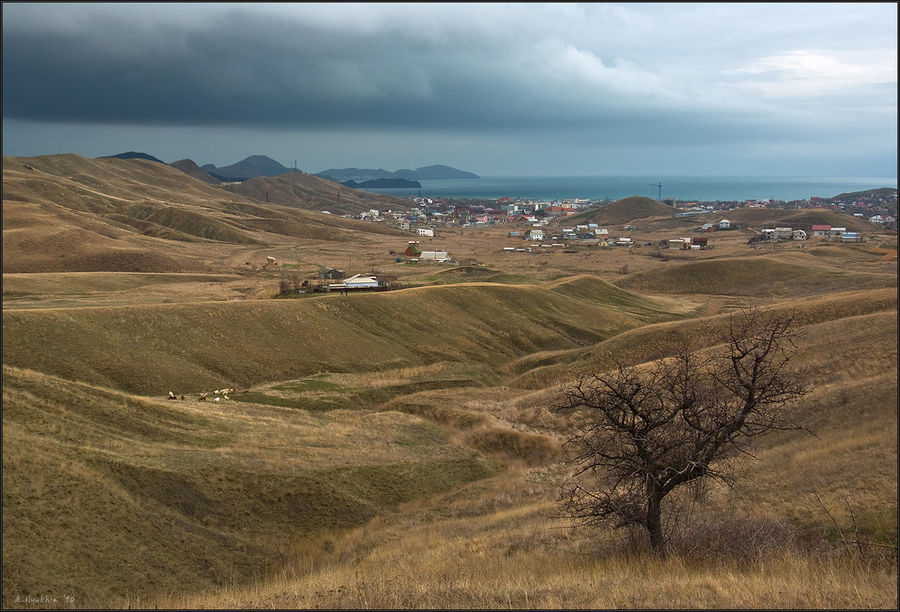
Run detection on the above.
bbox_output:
[316,164,479,182]
[94,153,479,183]
[201,155,297,181]
[98,151,166,164]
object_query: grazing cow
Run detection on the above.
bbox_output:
[168,391,177,400]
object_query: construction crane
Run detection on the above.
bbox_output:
[650,181,662,201]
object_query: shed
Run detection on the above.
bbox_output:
[691,237,708,247]
[811,224,831,236]
[404,244,422,257]
[841,232,862,243]
[719,219,731,229]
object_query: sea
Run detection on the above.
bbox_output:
[356,175,898,203]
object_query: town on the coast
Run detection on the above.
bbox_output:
[277,187,897,295]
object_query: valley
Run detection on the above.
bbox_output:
[2,154,897,609]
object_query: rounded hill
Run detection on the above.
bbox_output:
[565,196,675,225]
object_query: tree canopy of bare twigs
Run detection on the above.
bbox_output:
[551,307,809,555]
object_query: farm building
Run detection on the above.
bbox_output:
[691,237,708,248]
[404,243,422,257]
[417,228,434,237]
[525,229,544,241]
[719,219,731,229]
[668,238,691,249]
[773,227,793,240]
[327,274,384,292]
[811,224,831,237]
[420,250,451,262]
[344,274,380,289]
[842,232,862,243]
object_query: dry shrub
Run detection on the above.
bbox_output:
[463,427,562,466]
[667,514,801,564]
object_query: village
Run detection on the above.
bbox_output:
[274,206,879,296]
[351,189,897,232]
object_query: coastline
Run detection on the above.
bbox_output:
[355,175,898,203]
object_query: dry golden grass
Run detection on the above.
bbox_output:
[2,154,896,609]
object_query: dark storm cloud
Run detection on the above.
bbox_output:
[1,3,856,138]
[2,3,896,175]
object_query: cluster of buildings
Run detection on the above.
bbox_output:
[756,225,862,243]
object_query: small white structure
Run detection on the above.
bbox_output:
[420,250,450,262]
[525,229,544,241]
[417,228,434,237]
[344,274,380,289]
[719,219,731,229]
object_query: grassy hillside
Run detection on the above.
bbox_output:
[2,279,683,395]
[505,287,898,389]
[2,153,896,609]
[170,158,221,184]
[171,299,897,610]
[564,196,674,226]
[222,172,410,216]
[2,365,494,608]
[2,155,409,273]
[614,253,897,297]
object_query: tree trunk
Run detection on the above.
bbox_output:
[646,492,665,557]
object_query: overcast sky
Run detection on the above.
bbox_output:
[3,3,897,176]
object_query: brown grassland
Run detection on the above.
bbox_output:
[2,154,897,609]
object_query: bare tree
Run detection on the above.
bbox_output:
[551,308,809,556]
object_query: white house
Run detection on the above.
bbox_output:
[417,228,434,237]
[719,219,731,229]
[525,229,544,241]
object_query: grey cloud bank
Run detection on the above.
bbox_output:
[2,3,896,176]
